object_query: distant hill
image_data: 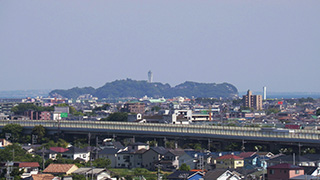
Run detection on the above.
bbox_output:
[49,79,238,99]
[0,89,51,98]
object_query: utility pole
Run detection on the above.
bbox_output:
[88,132,91,146]
[5,161,13,180]
[155,164,162,180]
[42,147,45,170]
[96,136,99,159]
[241,140,246,152]
[12,149,14,161]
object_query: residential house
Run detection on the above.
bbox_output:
[130,148,147,168]
[22,144,42,154]
[31,174,56,180]
[160,149,185,171]
[167,171,204,180]
[267,163,304,180]
[62,146,90,162]
[43,164,78,175]
[142,146,168,170]
[215,155,244,169]
[19,162,40,178]
[49,147,69,160]
[179,150,210,170]
[0,138,12,147]
[98,148,120,168]
[72,167,111,180]
[239,152,268,170]
[302,166,320,176]
[204,169,241,180]
[266,154,319,167]
[128,142,149,151]
[117,150,132,168]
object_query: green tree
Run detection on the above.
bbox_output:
[32,125,46,141]
[148,140,158,147]
[225,142,240,151]
[55,104,83,116]
[1,124,23,142]
[101,112,128,122]
[71,174,86,180]
[151,106,161,112]
[11,103,53,115]
[0,168,24,180]
[42,138,69,149]
[0,144,42,163]
[179,163,191,171]
[165,141,175,149]
[193,143,202,151]
[266,108,280,115]
[91,158,111,168]
[11,103,38,115]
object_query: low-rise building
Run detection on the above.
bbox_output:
[267,163,304,180]
[216,154,244,169]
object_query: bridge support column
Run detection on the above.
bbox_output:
[88,132,91,146]
[164,137,167,148]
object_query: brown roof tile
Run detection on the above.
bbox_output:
[19,162,40,168]
[31,174,55,180]
[43,164,76,173]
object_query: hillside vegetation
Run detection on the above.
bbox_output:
[50,79,238,99]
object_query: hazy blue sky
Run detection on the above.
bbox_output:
[0,0,319,93]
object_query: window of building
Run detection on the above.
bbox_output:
[270,170,274,174]
[296,170,300,174]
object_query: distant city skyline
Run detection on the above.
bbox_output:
[0,1,319,93]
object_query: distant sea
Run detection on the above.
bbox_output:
[0,89,319,99]
[239,91,320,99]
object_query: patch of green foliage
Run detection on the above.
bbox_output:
[101,112,128,122]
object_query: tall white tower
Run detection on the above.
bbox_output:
[263,86,267,100]
[148,70,153,83]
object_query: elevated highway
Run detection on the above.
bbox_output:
[1,120,320,145]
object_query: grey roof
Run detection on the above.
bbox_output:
[113,141,124,149]
[63,146,88,154]
[167,171,200,179]
[99,148,119,155]
[73,167,92,174]
[204,169,229,180]
[73,167,109,175]
[129,142,148,146]
[150,146,168,155]
[267,154,310,164]
[301,166,318,175]
[166,149,185,156]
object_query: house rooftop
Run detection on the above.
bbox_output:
[268,163,303,170]
[217,154,243,160]
[239,152,256,158]
[31,174,55,180]
[50,147,69,153]
[167,171,202,179]
[43,164,77,173]
[19,162,40,168]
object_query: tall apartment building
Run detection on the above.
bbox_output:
[123,102,146,114]
[242,90,262,110]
